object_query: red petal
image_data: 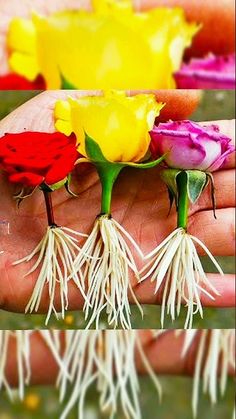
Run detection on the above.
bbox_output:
[9,172,44,187]
[45,150,78,185]
[0,74,46,90]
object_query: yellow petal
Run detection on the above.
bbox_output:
[7,5,199,89]
[55,92,163,163]
[7,17,40,80]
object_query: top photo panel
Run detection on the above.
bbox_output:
[0,0,235,90]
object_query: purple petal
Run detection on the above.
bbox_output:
[175,54,235,89]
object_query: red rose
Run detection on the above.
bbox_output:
[0,74,46,90]
[0,132,78,187]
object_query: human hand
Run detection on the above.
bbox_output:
[0,0,235,76]
[4,330,234,387]
[0,90,234,316]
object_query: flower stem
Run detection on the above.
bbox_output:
[177,172,189,230]
[43,190,57,228]
[96,163,123,215]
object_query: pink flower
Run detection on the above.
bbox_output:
[175,54,235,89]
[150,120,235,172]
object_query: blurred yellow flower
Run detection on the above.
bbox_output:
[7,0,198,89]
[54,91,164,162]
[64,314,75,325]
[23,393,40,410]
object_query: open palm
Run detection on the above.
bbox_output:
[0,90,234,314]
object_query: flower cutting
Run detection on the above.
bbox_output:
[140,120,235,329]
[6,0,198,89]
[54,91,165,329]
[0,131,87,324]
[175,53,236,89]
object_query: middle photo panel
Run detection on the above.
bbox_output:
[0,89,234,330]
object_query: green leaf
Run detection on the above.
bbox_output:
[186,170,207,203]
[160,168,182,197]
[61,74,77,89]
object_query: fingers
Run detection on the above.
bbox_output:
[5,330,234,387]
[194,170,235,212]
[0,263,234,314]
[130,90,202,121]
[3,331,189,386]
[137,0,235,57]
[0,89,201,134]
[5,332,60,387]
[134,273,235,307]
[189,207,235,256]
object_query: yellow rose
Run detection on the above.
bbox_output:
[54,91,164,163]
[7,0,199,89]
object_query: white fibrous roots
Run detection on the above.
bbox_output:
[13,226,87,325]
[55,330,161,419]
[0,331,31,400]
[73,215,143,329]
[182,329,235,417]
[140,228,223,329]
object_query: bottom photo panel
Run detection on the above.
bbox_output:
[0,329,235,419]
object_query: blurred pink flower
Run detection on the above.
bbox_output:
[175,54,235,89]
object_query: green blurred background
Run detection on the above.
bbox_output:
[0,374,235,419]
[0,90,235,418]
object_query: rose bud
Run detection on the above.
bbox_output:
[175,54,235,89]
[150,120,234,172]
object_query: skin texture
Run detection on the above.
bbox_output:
[0,0,235,75]
[5,330,234,387]
[0,90,235,314]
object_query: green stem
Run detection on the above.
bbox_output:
[177,172,189,230]
[97,163,123,215]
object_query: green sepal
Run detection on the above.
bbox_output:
[65,173,80,197]
[160,169,182,197]
[48,177,68,191]
[185,170,208,204]
[207,172,217,219]
[61,74,77,90]
[85,134,165,214]
[85,134,123,214]
[167,187,176,215]
[85,133,165,169]
[161,168,208,204]
[126,155,166,169]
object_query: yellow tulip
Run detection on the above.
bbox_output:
[54,91,164,163]
[7,0,199,89]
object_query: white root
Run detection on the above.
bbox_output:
[73,215,143,330]
[140,228,222,329]
[181,330,235,417]
[0,331,31,400]
[13,226,87,325]
[54,330,161,419]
